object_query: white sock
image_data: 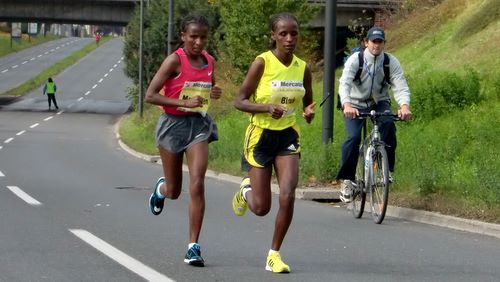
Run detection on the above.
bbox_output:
[242,187,251,201]
[268,249,279,256]
[188,242,198,249]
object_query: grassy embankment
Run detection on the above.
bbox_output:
[119,0,500,223]
[0,32,61,57]
[0,35,111,97]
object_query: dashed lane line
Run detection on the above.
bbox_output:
[6,186,42,206]
[69,229,174,282]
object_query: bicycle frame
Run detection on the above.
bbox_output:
[351,110,397,224]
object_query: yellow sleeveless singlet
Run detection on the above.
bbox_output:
[250,51,306,130]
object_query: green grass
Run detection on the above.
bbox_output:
[0,36,111,97]
[0,32,62,57]
[119,0,500,222]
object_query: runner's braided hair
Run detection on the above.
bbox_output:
[174,14,210,50]
[269,12,299,49]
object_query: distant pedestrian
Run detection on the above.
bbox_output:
[43,77,59,110]
[95,32,101,46]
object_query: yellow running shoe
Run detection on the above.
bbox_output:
[232,178,250,216]
[266,251,291,273]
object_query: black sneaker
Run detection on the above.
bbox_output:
[149,177,165,215]
[184,243,205,267]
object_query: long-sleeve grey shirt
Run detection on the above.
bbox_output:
[338,48,411,109]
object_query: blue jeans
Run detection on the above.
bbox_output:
[336,101,396,181]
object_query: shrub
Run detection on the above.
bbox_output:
[217,0,318,81]
[123,0,220,105]
[409,67,481,120]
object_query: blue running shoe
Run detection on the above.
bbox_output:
[149,177,165,215]
[184,243,205,267]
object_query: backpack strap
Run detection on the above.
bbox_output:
[353,51,364,85]
[381,53,391,92]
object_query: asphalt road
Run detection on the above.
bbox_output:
[0,37,94,94]
[0,38,499,282]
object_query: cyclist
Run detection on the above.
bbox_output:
[336,27,412,203]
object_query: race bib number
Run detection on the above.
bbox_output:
[177,81,211,116]
[269,80,305,116]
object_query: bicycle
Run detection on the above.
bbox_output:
[350,110,399,224]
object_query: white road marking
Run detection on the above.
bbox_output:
[4,138,13,143]
[30,123,39,128]
[44,116,53,121]
[22,61,28,65]
[113,64,118,68]
[1,69,8,73]
[0,146,2,150]
[6,186,42,206]
[104,73,108,77]
[78,97,83,101]
[30,57,36,61]
[16,130,26,136]
[109,68,114,72]
[56,111,63,115]
[99,78,103,83]
[38,54,43,57]
[85,90,91,96]
[92,84,98,89]
[0,171,4,177]
[69,229,174,282]
[12,65,18,69]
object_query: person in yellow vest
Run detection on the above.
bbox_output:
[232,12,315,273]
[43,77,59,110]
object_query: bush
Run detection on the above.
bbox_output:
[395,104,500,206]
[217,0,318,81]
[409,67,481,120]
[123,0,220,105]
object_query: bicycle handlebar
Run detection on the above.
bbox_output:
[357,110,400,120]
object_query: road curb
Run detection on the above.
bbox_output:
[114,116,500,240]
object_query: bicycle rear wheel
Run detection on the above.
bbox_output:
[352,147,366,218]
[369,147,389,224]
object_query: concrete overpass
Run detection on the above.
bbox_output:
[0,0,399,27]
[0,0,139,26]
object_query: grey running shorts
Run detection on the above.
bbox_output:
[156,113,218,154]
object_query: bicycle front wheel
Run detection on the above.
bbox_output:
[352,147,366,218]
[369,147,389,224]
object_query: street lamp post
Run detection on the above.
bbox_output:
[138,0,144,118]
[322,0,337,144]
[167,0,174,55]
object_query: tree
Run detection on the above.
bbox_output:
[217,0,317,79]
[123,0,220,108]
